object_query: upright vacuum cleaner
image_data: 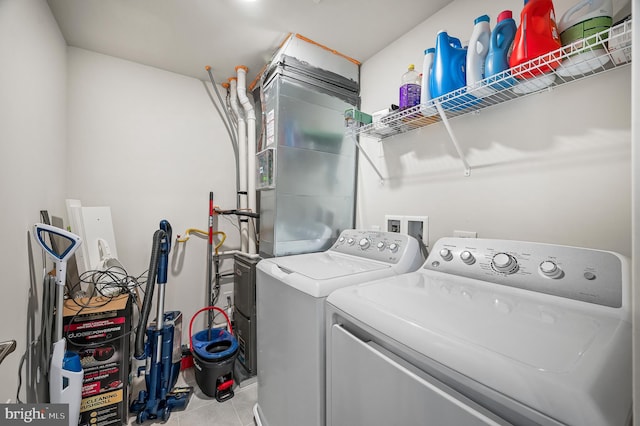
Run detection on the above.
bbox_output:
[130,220,193,424]
[33,224,84,426]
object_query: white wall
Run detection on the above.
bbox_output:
[0,0,67,403]
[357,0,632,257]
[631,0,638,421]
[66,47,240,339]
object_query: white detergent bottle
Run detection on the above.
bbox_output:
[420,48,436,115]
[466,14,493,97]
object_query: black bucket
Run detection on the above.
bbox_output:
[189,307,238,402]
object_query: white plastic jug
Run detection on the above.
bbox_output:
[558,0,612,45]
[466,15,493,97]
[420,48,436,115]
[557,0,612,76]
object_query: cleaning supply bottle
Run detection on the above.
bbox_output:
[556,0,612,75]
[485,10,517,85]
[420,48,435,113]
[466,15,491,90]
[430,31,468,99]
[558,0,612,46]
[509,0,562,77]
[399,64,421,109]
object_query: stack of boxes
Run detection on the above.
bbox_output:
[63,294,131,426]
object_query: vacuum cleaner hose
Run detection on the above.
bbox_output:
[134,229,165,359]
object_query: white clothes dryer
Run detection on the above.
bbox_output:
[326,237,631,426]
[253,229,424,426]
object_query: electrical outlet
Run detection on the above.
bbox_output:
[385,215,403,233]
[453,230,477,238]
[405,216,429,246]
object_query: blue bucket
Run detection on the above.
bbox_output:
[192,328,238,361]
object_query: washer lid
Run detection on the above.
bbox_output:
[273,252,390,281]
[259,252,392,298]
[327,271,631,425]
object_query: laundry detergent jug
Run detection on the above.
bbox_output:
[430,31,468,98]
[420,48,436,115]
[556,0,612,76]
[485,10,517,90]
[466,15,493,97]
[509,0,562,77]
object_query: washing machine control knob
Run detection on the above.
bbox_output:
[376,241,386,251]
[539,260,562,278]
[388,243,399,253]
[347,238,355,246]
[439,248,453,261]
[359,238,371,250]
[338,236,345,243]
[491,253,518,274]
[460,251,475,265]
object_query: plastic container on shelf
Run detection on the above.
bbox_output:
[399,64,421,109]
[510,0,562,94]
[430,31,467,98]
[420,48,436,115]
[466,15,493,97]
[485,10,518,90]
[556,0,612,76]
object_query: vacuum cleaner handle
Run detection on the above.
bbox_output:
[158,220,172,284]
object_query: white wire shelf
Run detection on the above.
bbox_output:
[355,18,632,141]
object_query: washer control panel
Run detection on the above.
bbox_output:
[331,230,418,264]
[425,237,627,308]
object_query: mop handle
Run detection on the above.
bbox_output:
[208,192,214,329]
[55,260,67,342]
[189,306,233,351]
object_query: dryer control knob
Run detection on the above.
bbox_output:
[347,238,355,246]
[460,251,476,265]
[359,238,371,250]
[388,243,399,253]
[376,241,386,251]
[539,260,562,279]
[492,253,518,274]
[439,248,453,261]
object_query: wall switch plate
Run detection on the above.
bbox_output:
[453,230,477,238]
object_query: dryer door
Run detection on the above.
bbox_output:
[328,324,509,426]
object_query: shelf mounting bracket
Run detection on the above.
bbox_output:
[349,128,386,184]
[434,100,471,176]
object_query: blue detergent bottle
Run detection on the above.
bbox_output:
[485,10,517,89]
[430,31,468,100]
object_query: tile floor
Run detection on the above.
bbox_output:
[128,368,257,426]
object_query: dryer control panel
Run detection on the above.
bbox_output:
[330,230,420,265]
[425,238,628,308]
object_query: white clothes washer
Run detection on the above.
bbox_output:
[326,237,631,426]
[253,229,424,426]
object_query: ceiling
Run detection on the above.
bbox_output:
[47,0,452,84]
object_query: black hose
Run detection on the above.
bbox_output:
[214,208,260,219]
[134,229,165,358]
